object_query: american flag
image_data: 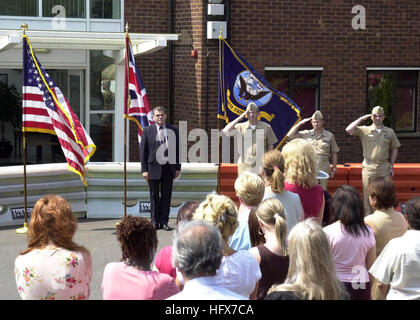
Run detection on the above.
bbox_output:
[22,35,96,186]
[124,33,153,144]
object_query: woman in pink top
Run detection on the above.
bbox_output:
[282,138,325,224]
[323,185,376,300]
[101,215,179,300]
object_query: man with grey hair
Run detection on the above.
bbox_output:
[286,110,339,191]
[167,220,247,300]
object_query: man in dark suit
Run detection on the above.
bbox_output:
[140,106,181,231]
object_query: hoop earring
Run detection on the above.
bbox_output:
[258,227,264,235]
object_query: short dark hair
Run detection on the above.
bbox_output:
[331,185,369,237]
[153,106,167,115]
[117,215,157,269]
[405,196,420,230]
[367,176,398,209]
[176,201,200,225]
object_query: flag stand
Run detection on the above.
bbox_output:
[16,24,29,235]
[16,132,29,234]
[117,23,130,227]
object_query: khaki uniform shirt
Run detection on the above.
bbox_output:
[353,125,401,164]
[234,120,278,174]
[364,208,408,257]
[293,129,339,170]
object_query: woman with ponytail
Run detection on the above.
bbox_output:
[249,198,290,300]
[261,150,304,236]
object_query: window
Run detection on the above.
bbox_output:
[90,0,120,19]
[42,0,85,18]
[0,0,38,16]
[367,70,418,133]
[265,69,321,120]
[1,0,121,19]
[89,50,115,162]
[0,68,84,166]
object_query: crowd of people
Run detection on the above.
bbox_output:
[13,105,419,300]
[14,151,420,300]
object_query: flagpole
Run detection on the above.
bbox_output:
[217,27,224,195]
[123,23,130,221]
[16,24,29,235]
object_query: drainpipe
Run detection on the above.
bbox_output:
[168,0,174,123]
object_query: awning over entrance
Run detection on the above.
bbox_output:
[0,29,178,56]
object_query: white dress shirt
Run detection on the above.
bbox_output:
[166,276,247,300]
[369,230,420,300]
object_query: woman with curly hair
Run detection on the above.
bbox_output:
[15,194,92,300]
[101,215,179,300]
[191,193,261,299]
[282,138,325,224]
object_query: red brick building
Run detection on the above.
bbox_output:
[126,0,420,164]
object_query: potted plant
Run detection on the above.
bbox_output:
[0,82,21,158]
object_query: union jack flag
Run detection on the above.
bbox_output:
[124,33,153,144]
[22,35,95,186]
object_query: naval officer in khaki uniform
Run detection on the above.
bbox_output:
[223,102,278,176]
[346,106,401,215]
[286,111,339,191]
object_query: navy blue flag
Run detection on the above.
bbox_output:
[218,38,301,148]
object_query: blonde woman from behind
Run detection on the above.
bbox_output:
[193,193,262,299]
[249,198,290,300]
[265,218,348,300]
[282,138,325,224]
[229,171,265,250]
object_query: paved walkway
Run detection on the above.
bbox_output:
[0,218,175,300]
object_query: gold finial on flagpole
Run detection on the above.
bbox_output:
[218,25,224,40]
[125,23,129,34]
[21,24,28,35]
[17,23,29,234]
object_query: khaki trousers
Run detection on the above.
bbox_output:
[318,162,331,191]
[362,160,390,215]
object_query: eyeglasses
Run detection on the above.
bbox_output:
[154,113,166,117]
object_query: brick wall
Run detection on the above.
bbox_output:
[227,0,420,163]
[126,0,420,164]
[125,0,170,161]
